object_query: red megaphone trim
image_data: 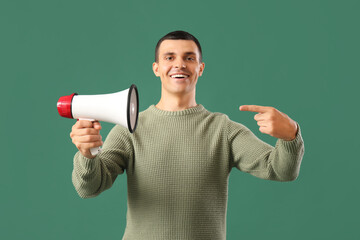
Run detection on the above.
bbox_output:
[57,93,77,118]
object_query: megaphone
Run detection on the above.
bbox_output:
[57,84,139,156]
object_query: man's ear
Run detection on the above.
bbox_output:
[152,62,160,77]
[199,62,205,77]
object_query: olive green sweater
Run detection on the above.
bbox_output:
[72,104,304,240]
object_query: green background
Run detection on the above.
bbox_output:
[1,0,359,239]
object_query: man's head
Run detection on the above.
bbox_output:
[155,31,203,63]
[153,31,205,96]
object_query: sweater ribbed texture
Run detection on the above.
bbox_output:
[72,104,305,240]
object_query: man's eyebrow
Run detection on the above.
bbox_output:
[163,52,175,56]
[163,52,197,56]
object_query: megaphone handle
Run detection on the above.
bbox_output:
[79,118,102,156]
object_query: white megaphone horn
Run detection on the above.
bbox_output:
[57,84,139,156]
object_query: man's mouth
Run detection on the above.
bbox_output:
[170,74,190,79]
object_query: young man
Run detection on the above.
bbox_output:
[70,31,304,240]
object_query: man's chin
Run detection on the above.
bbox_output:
[165,86,193,95]
[169,77,190,85]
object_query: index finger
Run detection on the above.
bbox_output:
[75,120,94,129]
[93,121,102,130]
[239,105,270,113]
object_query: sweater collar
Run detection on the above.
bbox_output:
[148,104,205,116]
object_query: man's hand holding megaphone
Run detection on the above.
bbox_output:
[70,120,103,159]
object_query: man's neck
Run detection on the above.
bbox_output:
[155,90,197,111]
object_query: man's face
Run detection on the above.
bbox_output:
[152,40,205,96]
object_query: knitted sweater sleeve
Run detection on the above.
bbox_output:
[227,118,305,181]
[72,125,133,198]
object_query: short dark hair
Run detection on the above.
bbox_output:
[155,30,202,63]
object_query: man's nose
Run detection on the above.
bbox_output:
[174,58,186,68]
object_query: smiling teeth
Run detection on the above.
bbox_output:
[171,74,188,78]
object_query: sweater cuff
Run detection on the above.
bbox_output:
[74,151,100,170]
[277,122,304,155]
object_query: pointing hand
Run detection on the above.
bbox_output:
[239,105,298,141]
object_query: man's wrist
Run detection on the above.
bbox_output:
[286,122,298,141]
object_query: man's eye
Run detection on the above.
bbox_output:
[166,57,173,60]
[187,57,195,61]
